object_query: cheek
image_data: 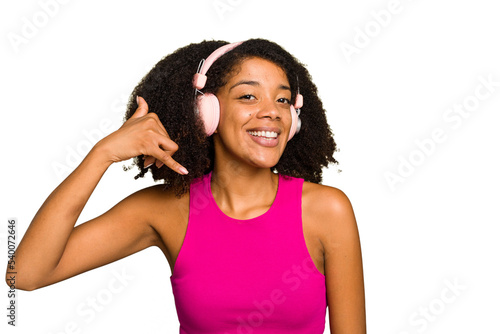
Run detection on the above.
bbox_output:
[218,105,252,130]
[284,107,293,123]
[280,107,293,131]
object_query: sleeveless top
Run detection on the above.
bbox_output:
[169,172,327,334]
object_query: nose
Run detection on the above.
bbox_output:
[255,97,282,121]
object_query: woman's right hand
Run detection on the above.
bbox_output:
[97,96,188,175]
[9,95,186,291]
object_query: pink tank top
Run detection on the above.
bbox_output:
[169,172,327,333]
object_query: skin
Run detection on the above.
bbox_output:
[6,57,366,333]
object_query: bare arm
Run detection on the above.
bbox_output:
[10,144,109,290]
[6,97,185,291]
[315,187,367,333]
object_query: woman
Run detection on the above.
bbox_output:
[7,39,366,333]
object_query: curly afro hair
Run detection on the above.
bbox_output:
[124,38,337,196]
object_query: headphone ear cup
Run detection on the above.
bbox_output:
[288,93,303,141]
[288,105,299,141]
[196,93,220,136]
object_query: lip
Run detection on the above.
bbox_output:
[246,127,281,147]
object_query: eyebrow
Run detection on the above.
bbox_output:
[228,80,291,92]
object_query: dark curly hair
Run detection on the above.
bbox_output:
[124,38,337,196]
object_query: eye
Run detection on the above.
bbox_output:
[239,94,256,100]
[277,97,291,104]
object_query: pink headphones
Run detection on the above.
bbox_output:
[192,41,303,141]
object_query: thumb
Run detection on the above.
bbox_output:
[131,96,149,118]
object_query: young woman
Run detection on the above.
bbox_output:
[7,39,366,333]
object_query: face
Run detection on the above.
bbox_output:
[214,57,293,169]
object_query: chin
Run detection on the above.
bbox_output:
[248,155,282,169]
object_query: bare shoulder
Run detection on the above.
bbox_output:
[135,184,190,211]
[302,181,355,220]
[302,181,358,244]
[131,184,190,230]
[134,184,190,261]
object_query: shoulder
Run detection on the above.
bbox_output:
[121,183,190,250]
[130,183,190,219]
[121,183,188,208]
[117,184,190,235]
[302,181,358,245]
[302,181,354,218]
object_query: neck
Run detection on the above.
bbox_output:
[210,162,279,219]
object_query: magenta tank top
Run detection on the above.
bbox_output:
[169,172,327,333]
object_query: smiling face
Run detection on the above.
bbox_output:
[213,57,293,169]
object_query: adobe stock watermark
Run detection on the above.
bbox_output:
[7,0,72,54]
[397,277,467,333]
[212,0,244,21]
[46,267,134,334]
[51,94,129,181]
[339,0,416,64]
[6,218,18,327]
[385,73,499,191]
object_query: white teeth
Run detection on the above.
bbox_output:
[248,130,278,139]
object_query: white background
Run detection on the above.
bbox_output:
[1,0,499,333]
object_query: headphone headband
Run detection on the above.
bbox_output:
[193,41,243,90]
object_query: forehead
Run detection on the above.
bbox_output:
[226,57,289,83]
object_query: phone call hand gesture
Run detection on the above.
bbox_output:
[98,96,188,175]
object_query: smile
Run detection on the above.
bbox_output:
[247,130,278,139]
[246,130,280,147]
